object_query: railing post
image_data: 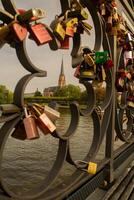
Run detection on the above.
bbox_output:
[105,35,117,183]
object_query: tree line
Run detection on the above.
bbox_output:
[0,84,105,104]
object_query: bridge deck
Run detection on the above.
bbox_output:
[87,166,134,200]
[0,166,133,200]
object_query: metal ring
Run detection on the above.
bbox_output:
[13,73,46,107]
[52,101,80,140]
[0,117,68,199]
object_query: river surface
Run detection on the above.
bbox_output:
[0,108,123,197]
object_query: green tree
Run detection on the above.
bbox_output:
[0,85,13,103]
[34,88,42,97]
[80,90,88,102]
[54,84,81,99]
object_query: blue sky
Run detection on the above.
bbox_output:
[0,0,95,93]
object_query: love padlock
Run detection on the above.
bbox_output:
[74,65,81,79]
[11,120,27,140]
[0,24,10,42]
[12,22,27,42]
[68,8,88,21]
[124,50,132,67]
[65,17,78,37]
[29,23,52,45]
[60,36,70,49]
[23,106,39,140]
[95,51,108,64]
[99,1,106,16]
[33,103,60,123]
[115,69,127,92]
[32,105,56,135]
[87,162,97,175]
[96,63,106,81]
[127,96,134,108]
[50,17,66,41]
[79,47,96,81]
[103,59,113,70]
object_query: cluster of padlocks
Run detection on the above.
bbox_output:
[74,47,113,82]
[0,0,133,199]
[0,0,92,49]
[0,103,60,140]
[96,0,134,107]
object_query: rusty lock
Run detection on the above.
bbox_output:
[23,106,39,140]
[32,105,56,135]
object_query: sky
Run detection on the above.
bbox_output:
[0,0,95,94]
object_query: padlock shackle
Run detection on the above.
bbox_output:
[32,105,41,116]
[33,103,44,111]
[24,106,29,118]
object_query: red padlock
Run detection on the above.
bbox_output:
[60,37,69,49]
[29,23,52,46]
[74,65,81,79]
[12,23,27,42]
[104,59,113,70]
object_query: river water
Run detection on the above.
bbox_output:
[0,108,123,197]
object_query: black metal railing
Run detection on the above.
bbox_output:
[0,0,133,199]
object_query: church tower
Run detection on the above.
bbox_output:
[58,58,66,88]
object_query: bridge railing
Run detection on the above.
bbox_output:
[0,0,133,199]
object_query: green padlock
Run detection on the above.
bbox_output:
[95,51,108,64]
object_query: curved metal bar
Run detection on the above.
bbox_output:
[1,0,19,16]
[0,117,68,200]
[0,9,14,23]
[115,107,134,142]
[117,47,124,68]
[118,92,128,110]
[80,0,103,51]
[15,40,48,74]
[13,73,46,107]
[99,101,112,145]
[100,70,113,110]
[79,81,96,116]
[66,109,101,168]
[0,113,20,123]
[52,101,80,140]
[71,33,81,58]
[71,0,103,68]
[60,0,69,13]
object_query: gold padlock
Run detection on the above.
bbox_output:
[87,162,97,175]
[0,24,10,47]
[100,3,106,16]
[54,22,66,40]
[65,17,78,37]
[80,21,92,35]
[69,0,88,20]
[17,8,45,22]
[68,9,88,21]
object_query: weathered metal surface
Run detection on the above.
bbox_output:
[0,0,133,199]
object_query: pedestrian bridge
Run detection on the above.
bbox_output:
[0,0,133,200]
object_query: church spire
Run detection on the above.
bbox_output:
[60,57,64,75]
[58,57,66,88]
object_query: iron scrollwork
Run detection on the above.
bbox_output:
[0,0,133,199]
